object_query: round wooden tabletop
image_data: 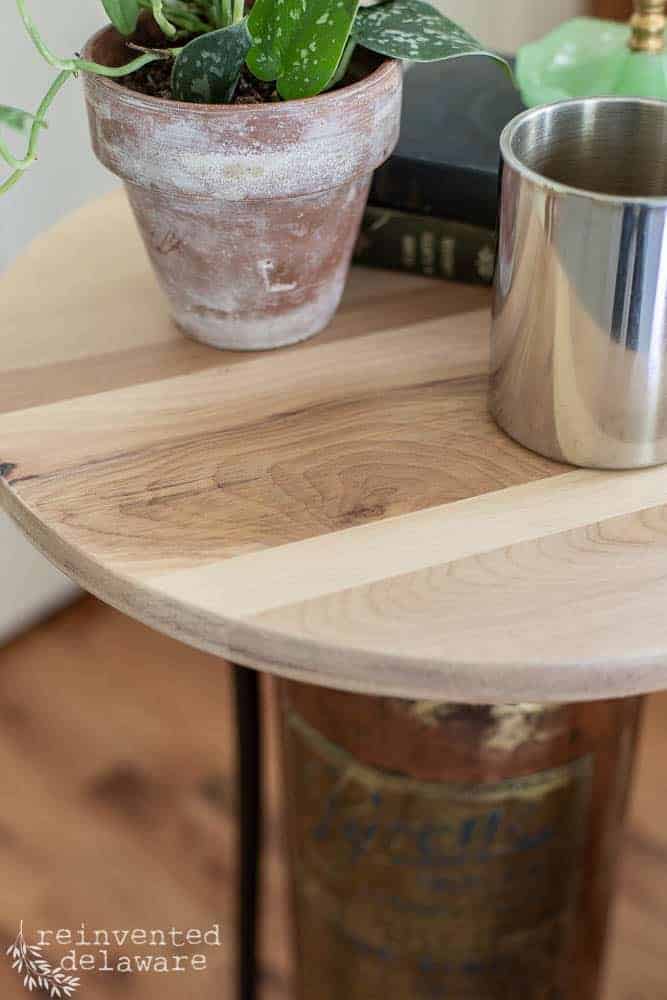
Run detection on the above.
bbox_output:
[3,191,667,703]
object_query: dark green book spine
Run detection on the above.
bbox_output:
[354,206,497,286]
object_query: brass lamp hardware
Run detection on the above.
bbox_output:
[629,0,666,53]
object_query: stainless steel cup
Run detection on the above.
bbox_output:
[490,97,667,469]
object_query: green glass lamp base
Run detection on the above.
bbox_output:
[517,16,667,106]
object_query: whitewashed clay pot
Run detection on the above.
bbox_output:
[83,27,403,350]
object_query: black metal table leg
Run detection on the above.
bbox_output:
[233,665,262,1000]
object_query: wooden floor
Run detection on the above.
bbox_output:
[0,597,292,1000]
[0,597,664,999]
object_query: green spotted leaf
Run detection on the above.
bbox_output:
[352,0,507,65]
[247,0,359,100]
[0,105,45,133]
[172,20,252,103]
[101,0,141,37]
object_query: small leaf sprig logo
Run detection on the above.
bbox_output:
[6,922,80,997]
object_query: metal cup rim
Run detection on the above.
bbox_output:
[500,96,667,206]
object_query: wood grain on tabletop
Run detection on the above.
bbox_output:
[4,191,667,703]
[0,596,664,999]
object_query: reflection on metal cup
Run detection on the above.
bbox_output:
[490,97,667,469]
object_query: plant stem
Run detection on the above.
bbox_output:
[79,53,174,76]
[16,0,173,76]
[137,0,214,33]
[152,0,178,37]
[0,69,72,193]
[219,0,233,27]
[232,0,244,24]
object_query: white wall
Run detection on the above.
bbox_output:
[1,7,113,640]
[0,0,587,642]
[1,4,114,272]
[442,1,587,53]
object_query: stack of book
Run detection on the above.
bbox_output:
[354,57,523,285]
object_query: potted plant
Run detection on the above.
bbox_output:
[1,0,505,350]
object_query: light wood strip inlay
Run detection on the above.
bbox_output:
[0,312,489,483]
[1,190,485,416]
[149,466,667,618]
[248,503,667,701]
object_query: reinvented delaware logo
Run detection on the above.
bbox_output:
[6,923,80,998]
[6,919,222,991]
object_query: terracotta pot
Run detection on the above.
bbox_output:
[83,28,402,350]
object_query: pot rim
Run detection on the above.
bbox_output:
[83,24,401,117]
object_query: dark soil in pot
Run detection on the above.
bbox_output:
[122,60,280,103]
[118,18,281,103]
[118,18,375,105]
